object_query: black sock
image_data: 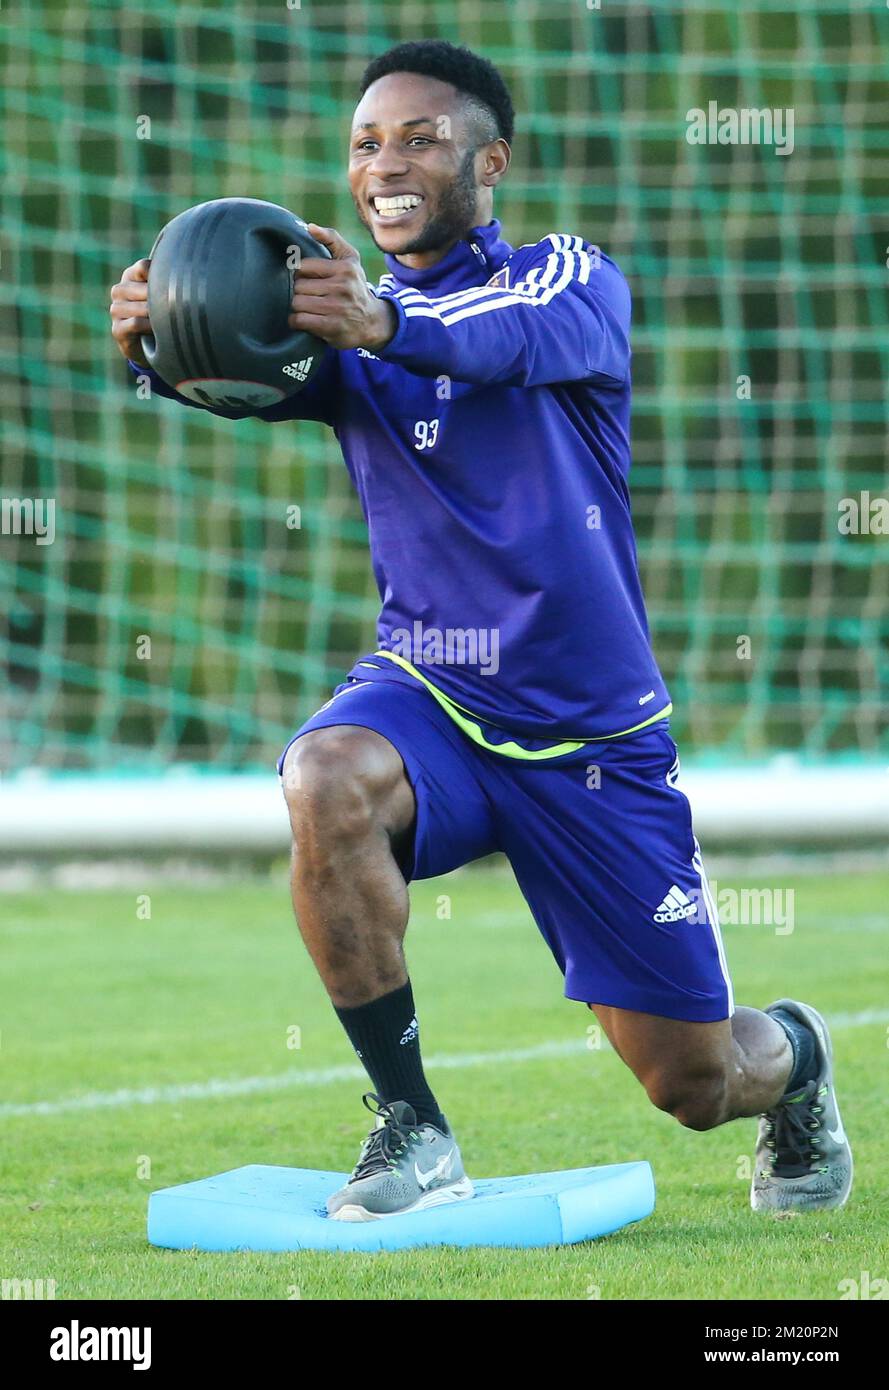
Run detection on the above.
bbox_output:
[334,981,445,1129]
[772,1008,818,1092]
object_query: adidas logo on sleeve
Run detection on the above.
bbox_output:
[653,885,698,923]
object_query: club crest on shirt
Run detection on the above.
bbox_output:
[486,265,511,289]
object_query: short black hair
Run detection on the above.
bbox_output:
[359,40,515,146]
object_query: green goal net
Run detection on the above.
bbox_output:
[2,0,887,773]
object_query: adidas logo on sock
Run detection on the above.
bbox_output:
[653,885,698,923]
[399,1016,419,1046]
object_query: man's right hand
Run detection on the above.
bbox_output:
[110,258,152,369]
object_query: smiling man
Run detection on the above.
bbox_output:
[111,40,852,1222]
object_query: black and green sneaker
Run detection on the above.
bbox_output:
[751,999,853,1212]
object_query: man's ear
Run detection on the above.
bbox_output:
[480,138,511,187]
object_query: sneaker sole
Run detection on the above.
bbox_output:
[330,1176,475,1223]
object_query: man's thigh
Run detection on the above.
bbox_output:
[591,1002,735,1078]
[278,677,499,880]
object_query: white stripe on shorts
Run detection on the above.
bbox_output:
[692,837,735,1015]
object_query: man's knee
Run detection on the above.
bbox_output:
[282,726,411,847]
[644,1064,731,1132]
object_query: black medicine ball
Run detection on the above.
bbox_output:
[142,198,331,411]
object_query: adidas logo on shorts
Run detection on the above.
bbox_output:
[653,885,698,923]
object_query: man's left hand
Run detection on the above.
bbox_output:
[289,224,397,352]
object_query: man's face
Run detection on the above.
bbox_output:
[349,72,488,260]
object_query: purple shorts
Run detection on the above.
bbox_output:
[278,676,733,1023]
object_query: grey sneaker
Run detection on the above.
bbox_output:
[751,999,853,1212]
[327,1093,473,1222]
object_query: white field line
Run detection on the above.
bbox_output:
[1,1010,886,1121]
[0,1039,586,1120]
[828,1007,889,1028]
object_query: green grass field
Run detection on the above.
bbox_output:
[1,862,887,1301]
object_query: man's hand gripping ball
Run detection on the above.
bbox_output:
[288,224,398,352]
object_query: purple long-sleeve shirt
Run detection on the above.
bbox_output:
[130,219,671,744]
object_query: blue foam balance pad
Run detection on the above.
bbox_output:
[148,1161,654,1252]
